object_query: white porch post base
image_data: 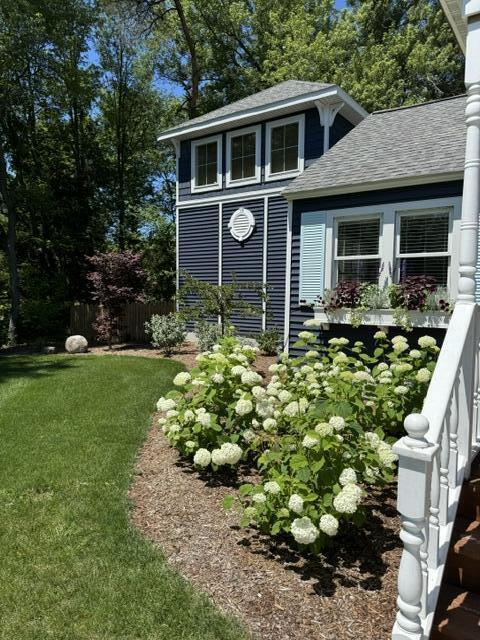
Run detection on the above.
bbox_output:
[392,415,434,640]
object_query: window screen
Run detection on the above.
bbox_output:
[335,218,380,284]
[270,122,299,174]
[230,132,256,181]
[397,211,450,287]
[195,141,218,186]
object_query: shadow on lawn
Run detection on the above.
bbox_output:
[0,354,75,385]
[238,484,400,597]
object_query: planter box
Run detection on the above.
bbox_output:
[312,307,450,330]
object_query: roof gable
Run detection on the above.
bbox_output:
[158,80,367,141]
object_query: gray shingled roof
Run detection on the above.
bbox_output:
[284,95,466,197]
[160,80,334,137]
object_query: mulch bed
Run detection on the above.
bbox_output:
[130,422,401,640]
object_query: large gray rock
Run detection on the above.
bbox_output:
[65,335,88,354]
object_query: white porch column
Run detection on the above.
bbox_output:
[457,5,480,304]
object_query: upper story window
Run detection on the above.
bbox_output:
[226,125,261,187]
[335,217,381,284]
[396,209,451,287]
[191,134,222,193]
[265,114,305,181]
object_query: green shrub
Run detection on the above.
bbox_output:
[157,326,439,550]
[0,300,8,345]
[18,300,70,342]
[256,328,281,355]
[145,312,186,356]
[195,320,220,352]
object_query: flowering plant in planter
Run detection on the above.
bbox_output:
[316,277,452,330]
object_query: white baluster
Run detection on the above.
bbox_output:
[439,422,450,527]
[429,449,440,570]
[474,334,480,454]
[449,382,459,489]
[392,414,434,640]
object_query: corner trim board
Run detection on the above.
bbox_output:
[284,200,293,352]
[262,196,268,331]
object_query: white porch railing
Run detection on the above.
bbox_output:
[391,303,480,639]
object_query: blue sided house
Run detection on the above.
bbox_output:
[158,80,466,349]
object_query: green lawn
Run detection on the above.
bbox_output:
[0,354,246,640]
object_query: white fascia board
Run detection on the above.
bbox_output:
[283,171,464,201]
[157,87,368,143]
[440,0,467,52]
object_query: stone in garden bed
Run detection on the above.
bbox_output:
[65,335,88,353]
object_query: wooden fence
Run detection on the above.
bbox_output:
[69,301,175,344]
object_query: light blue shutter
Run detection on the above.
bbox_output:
[299,212,326,304]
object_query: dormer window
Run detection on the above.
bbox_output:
[191,135,222,192]
[226,125,261,187]
[265,114,305,181]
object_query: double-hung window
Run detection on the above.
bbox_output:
[226,125,261,187]
[191,135,222,192]
[334,217,381,284]
[266,114,304,180]
[396,208,451,287]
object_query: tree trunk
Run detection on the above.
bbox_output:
[0,139,20,345]
[173,0,200,118]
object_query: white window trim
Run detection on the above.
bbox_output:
[321,197,462,296]
[225,124,261,188]
[190,134,222,193]
[265,114,305,182]
[333,214,383,286]
[395,206,454,292]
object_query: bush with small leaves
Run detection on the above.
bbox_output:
[256,328,281,356]
[145,313,186,356]
[195,321,221,352]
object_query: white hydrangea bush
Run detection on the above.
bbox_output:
[157,324,439,551]
[251,327,439,442]
[226,326,439,551]
[233,415,399,550]
[156,336,263,469]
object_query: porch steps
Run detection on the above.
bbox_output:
[431,455,480,639]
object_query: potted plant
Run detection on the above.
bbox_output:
[309,277,452,331]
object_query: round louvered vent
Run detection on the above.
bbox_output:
[228,207,255,242]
